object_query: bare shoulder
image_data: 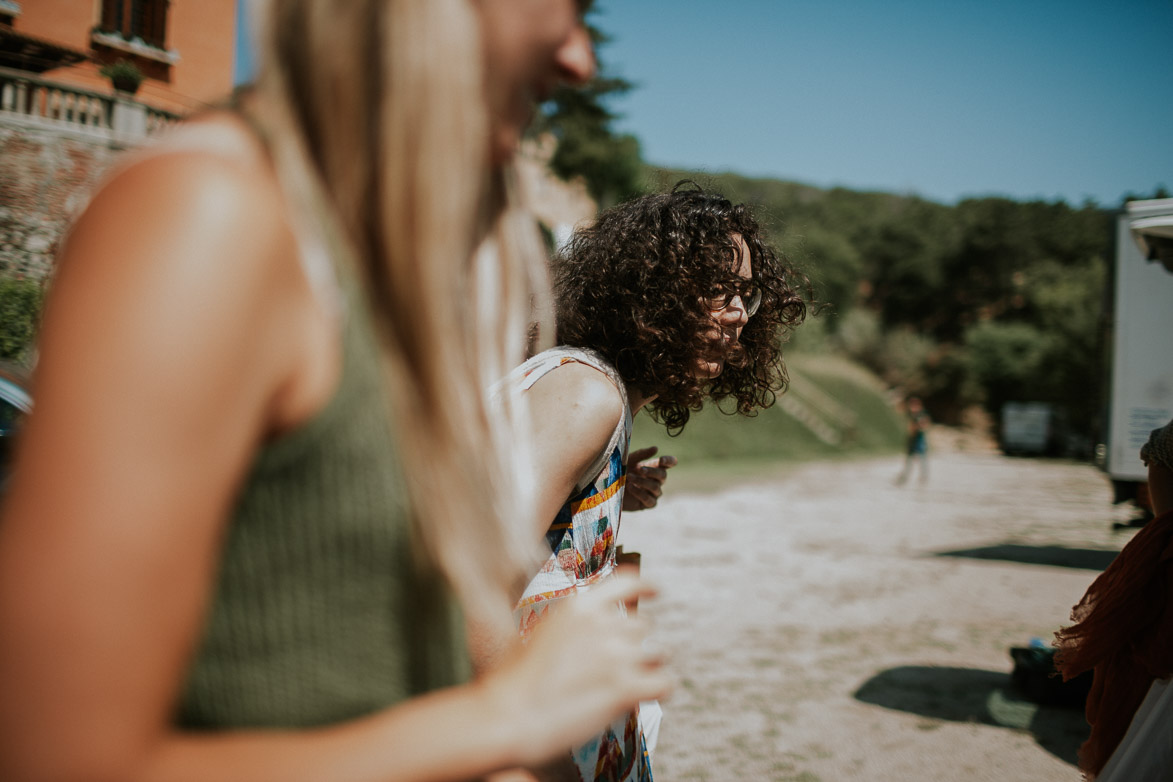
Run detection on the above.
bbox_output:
[39,123,310,438]
[531,359,623,415]
[517,358,627,521]
[523,359,625,457]
[65,132,291,286]
[56,111,300,328]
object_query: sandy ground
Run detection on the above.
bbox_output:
[618,435,1143,782]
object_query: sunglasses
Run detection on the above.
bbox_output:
[707,279,762,317]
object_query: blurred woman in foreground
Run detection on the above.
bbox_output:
[0,1,669,780]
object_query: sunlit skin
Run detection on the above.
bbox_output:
[692,233,753,380]
[478,0,596,165]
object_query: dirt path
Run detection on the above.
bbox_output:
[618,447,1142,781]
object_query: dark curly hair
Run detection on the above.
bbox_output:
[554,182,808,434]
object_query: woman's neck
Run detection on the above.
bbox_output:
[626,385,656,415]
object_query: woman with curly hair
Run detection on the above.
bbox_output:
[500,183,807,781]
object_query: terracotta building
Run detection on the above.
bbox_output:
[0,1,235,282]
[0,0,236,114]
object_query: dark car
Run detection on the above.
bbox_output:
[0,362,33,488]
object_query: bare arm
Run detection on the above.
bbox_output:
[515,361,627,539]
[466,362,627,679]
[140,574,663,782]
[0,153,297,782]
[0,152,668,782]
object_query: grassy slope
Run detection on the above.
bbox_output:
[630,353,906,492]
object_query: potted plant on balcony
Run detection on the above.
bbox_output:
[99,58,144,96]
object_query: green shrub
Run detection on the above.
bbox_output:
[99,58,144,92]
[879,327,936,388]
[834,308,883,369]
[0,276,44,364]
[963,320,1051,414]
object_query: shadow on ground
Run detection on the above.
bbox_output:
[853,665,1087,765]
[932,543,1117,571]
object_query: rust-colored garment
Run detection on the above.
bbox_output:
[1054,510,1173,778]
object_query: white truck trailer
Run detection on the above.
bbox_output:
[1105,197,1173,511]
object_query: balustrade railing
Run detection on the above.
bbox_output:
[0,65,179,143]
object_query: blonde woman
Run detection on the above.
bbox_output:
[0,1,669,781]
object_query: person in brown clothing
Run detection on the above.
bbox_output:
[1055,419,1173,779]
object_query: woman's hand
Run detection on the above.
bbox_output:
[482,574,672,768]
[623,446,677,511]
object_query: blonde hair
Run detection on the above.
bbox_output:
[248,0,551,622]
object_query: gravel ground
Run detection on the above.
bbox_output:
[619,437,1141,782]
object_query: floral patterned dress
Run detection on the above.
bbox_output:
[510,347,653,782]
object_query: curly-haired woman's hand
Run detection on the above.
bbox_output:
[623,446,678,511]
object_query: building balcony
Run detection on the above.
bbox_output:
[0,65,178,147]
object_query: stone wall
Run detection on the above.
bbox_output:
[0,68,174,285]
[0,122,122,282]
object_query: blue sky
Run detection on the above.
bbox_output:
[235,0,1172,207]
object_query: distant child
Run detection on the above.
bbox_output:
[895,396,930,485]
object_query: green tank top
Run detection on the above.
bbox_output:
[176,161,468,730]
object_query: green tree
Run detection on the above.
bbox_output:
[1122,185,1171,204]
[964,320,1051,414]
[785,225,864,319]
[536,24,642,207]
[1019,256,1108,425]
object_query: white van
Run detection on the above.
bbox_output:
[1105,198,1173,511]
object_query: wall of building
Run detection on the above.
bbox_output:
[166,0,236,109]
[16,0,235,114]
